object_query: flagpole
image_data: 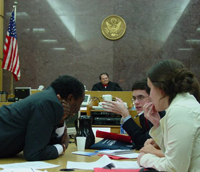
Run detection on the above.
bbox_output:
[0,0,4,91]
[2,0,20,99]
[9,1,17,98]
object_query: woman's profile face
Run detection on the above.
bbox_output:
[147,78,168,111]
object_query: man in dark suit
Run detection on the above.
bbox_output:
[103,78,165,149]
[92,73,122,91]
[0,75,85,161]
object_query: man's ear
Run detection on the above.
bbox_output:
[66,94,73,102]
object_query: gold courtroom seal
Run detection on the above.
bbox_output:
[101,15,126,40]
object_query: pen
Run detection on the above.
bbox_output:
[60,169,74,171]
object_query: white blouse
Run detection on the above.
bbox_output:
[140,93,200,172]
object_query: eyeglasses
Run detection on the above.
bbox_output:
[132,95,149,102]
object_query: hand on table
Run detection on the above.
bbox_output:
[140,144,158,154]
[60,127,70,155]
[144,138,160,149]
[140,144,164,158]
[137,152,145,166]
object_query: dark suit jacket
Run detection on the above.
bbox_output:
[92,81,122,91]
[0,87,63,160]
[122,111,165,150]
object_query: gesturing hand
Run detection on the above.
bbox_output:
[102,97,129,118]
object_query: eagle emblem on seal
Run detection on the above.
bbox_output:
[101,15,126,40]
[105,18,122,36]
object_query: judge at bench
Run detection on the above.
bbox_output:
[92,73,122,91]
[0,75,85,161]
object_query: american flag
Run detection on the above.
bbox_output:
[2,10,20,81]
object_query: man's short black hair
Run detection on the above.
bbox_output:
[50,75,84,99]
[99,73,109,80]
[131,78,150,95]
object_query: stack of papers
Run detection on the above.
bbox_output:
[0,169,46,172]
[94,168,141,172]
[0,162,59,170]
[67,155,141,170]
[98,149,135,155]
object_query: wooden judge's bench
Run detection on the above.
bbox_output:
[0,91,139,134]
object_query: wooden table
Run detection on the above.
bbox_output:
[0,142,136,172]
[0,143,100,171]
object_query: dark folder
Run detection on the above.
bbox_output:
[90,138,135,150]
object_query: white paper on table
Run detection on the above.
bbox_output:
[92,127,110,137]
[115,153,140,159]
[97,149,139,158]
[67,155,111,170]
[0,161,59,169]
[67,155,141,170]
[110,161,140,169]
[97,149,135,155]
[72,151,97,156]
[0,169,47,172]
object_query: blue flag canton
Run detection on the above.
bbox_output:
[8,11,17,39]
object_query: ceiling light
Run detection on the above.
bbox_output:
[178,48,193,51]
[33,28,46,33]
[52,48,66,51]
[40,40,58,43]
[186,39,200,44]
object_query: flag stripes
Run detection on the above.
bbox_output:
[2,10,20,81]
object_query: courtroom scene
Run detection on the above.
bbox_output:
[0,0,200,172]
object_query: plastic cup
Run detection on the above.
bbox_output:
[76,137,86,151]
